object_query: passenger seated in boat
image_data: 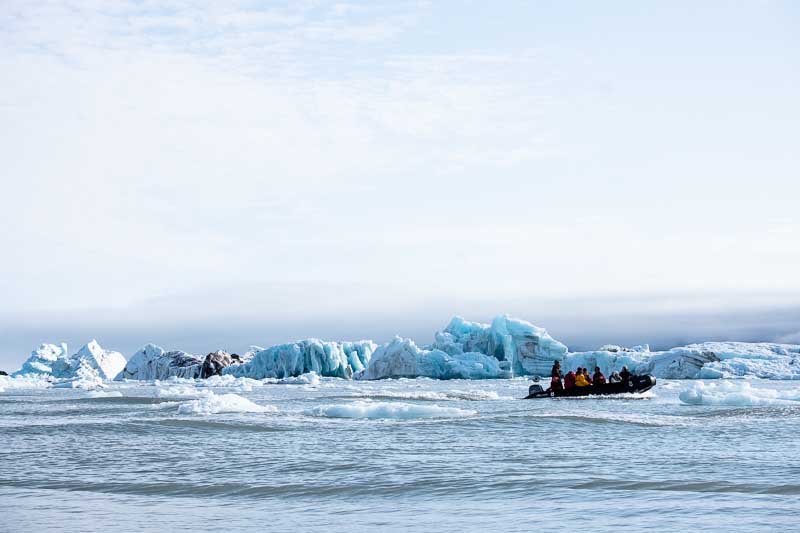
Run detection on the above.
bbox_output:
[583,367,593,384]
[564,369,576,389]
[619,366,632,382]
[609,371,622,383]
[550,361,563,391]
[592,367,606,385]
[574,370,591,387]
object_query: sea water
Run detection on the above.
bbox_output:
[1,377,799,532]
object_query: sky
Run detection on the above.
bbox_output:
[1,1,799,369]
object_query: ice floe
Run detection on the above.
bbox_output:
[177,392,277,415]
[679,381,800,406]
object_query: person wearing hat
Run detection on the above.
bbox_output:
[550,360,563,392]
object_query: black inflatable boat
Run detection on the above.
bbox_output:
[524,375,656,399]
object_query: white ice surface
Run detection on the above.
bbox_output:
[177,392,277,415]
[679,381,800,406]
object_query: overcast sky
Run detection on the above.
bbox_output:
[1,1,799,368]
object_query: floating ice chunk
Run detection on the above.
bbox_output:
[199,374,264,391]
[86,390,124,398]
[598,344,650,353]
[362,337,507,380]
[305,400,476,419]
[0,374,54,392]
[679,381,800,406]
[270,372,321,386]
[177,392,277,415]
[224,340,376,379]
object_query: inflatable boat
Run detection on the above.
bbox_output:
[524,375,656,399]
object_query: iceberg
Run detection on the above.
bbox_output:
[361,337,507,380]
[117,345,246,381]
[431,315,568,376]
[684,342,800,380]
[13,340,125,381]
[224,339,377,379]
[12,343,69,376]
[117,344,204,380]
[564,342,800,380]
[9,315,800,383]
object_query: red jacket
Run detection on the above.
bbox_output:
[564,371,576,389]
[593,372,606,384]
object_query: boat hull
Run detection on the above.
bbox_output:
[524,375,656,399]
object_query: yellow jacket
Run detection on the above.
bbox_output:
[574,374,590,387]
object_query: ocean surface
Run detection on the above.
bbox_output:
[2,376,799,532]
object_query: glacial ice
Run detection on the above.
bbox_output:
[431,315,568,376]
[361,337,507,380]
[224,339,376,379]
[8,315,800,384]
[12,340,125,382]
[117,344,203,380]
[117,345,244,381]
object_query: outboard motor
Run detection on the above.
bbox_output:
[528,384,544,396]
[628,374,656,393]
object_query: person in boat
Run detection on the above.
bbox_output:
[574,369,591,387]
[609,371,622,383]
[564,368,576,389]
[592,366,606,385]
[583,367,593,384]
[619,366,632,382]
[550,361,563,391]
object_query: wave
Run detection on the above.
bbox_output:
[177,393,277,415]
[305,400,476,419]
[569,477,800,495]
